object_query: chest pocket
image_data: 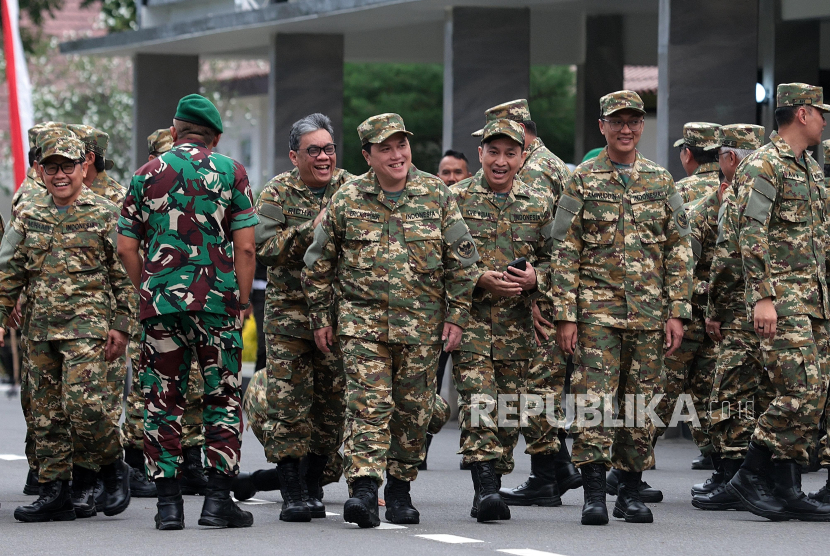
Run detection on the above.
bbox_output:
[777,179,810,223]
[510,220,541,261]
[22,230,52,272]
[63,231,103,273]
[343,218,383,269]
[631,194,668,244]
[582,200,620,244]
[465,215,496,241]
[404,219,442,273]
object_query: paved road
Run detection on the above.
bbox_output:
[0,388,826,556]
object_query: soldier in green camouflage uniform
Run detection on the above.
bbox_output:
[450,119,555,522]
[673,122,723,204]
[253,113,353,522]
[691,124,772,511]
[723,83,830,522]
[550,90,693,525]
[0,132,134,522]
[302,113,478,528]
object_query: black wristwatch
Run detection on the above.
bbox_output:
[239,300,251,310]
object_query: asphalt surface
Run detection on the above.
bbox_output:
[0,386,827,556]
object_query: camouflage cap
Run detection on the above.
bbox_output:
[705,124,765,151]
[599,90,645,116]
[480,118,525,146]
[357,113,413,145]
[776,83,830,112]
[67,124,114,170]
[673,122,721,149]
[823,139,830,165]
[471,99,531,136]
[36,128,84,162]
[27,121,66,147]
[148,128,174,155]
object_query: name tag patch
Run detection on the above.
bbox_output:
[584,192,621,203]
[285,206,316,218]
[630,190,667,203]
[345,210,383,222]
[26,219,53,234]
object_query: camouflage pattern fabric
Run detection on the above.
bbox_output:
[672,122,721,150]
[148,128,174,156]
[711,124,766,151]
[11,167,45,217]
[524,321,568,457]
[676,161,720,204]
[89,171,126,205]
[519,137,572,200]
[19,335,37,471]
[471,98,532,136]
[141,311,243,479]
[775,82,830,111]
[67,123,114,171]
[118,140,259,322]
[356,113,413,145]
[599,90,645,116]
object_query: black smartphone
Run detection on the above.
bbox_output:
[507,257,526,272]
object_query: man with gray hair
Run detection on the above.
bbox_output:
[247,113,353,522]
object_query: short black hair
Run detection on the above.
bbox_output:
[824,164,830,177]
[362,143,372,154]
[522,119,537,136]
[442,149,468,163]
[28,146,37,167]
[775,106,798,128]
[681,144,719,165]
[93,153,106,173]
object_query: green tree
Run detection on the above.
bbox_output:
[1,0,64,52]
[80,0,136,32]
[530,65,576,164]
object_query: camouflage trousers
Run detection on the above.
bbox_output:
[259,334,346,462]
[525,330,568,457]
[122,327,205,450]
[654,330,717,453]
[341,337,439,484]
[141,311,243,480]
[570,324,663,472]
[19,335,36,471]
[26,337,123,482]
[708,327,774,460]
[752,315,829,464]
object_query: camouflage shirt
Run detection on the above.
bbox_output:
[118,141,259,321]
[519,137,571,200]
[686,188,720,340]
[11,168,45,218]
[676,162,720,204]
[735,131,829,319]
[550,148,694,330]
[0,188,134,341]
[256,167,353,339]
[302,166,479,345]
[452,172,555,360]
[89,170,126,205]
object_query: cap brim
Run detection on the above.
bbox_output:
[370,129,413,144]
[703,144,722,152]
[673,138,685,147]
[815,103,830,113]
[604,107,646,117]
[105,159,115,171]
[471,128,484,137]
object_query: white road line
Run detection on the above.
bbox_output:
[415,534,484,544]
[325,511,341,516]
[345,522,407,530]
[232,497,275,505]
[0,454,27,461]
[498,550,569,556]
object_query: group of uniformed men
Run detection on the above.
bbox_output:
[0,80,829,530]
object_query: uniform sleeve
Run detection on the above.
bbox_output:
[707,198,742,323]
[228,163,259,231]
[736,160,777,306]
[688,202,708,298]
[530,192,555,300]
[301,193,343,331]
[663,178,694,321]
[104,214,137,334]
[440,191,478,330]
[549,174,584,322]
[0,217,30,327]
[117,174,146,240]
[255,181,317,267]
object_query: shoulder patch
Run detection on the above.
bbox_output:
[744,177,776,224]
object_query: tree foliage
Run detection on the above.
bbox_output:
[1,0,64,52]
[80,0,136,32]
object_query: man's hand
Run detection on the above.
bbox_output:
[241,303,254,321]
[0,327,5,348]
[705,318,723,343]
[314,326,335,353]
[532,301,553,344]
[9,300,23,330]
[477,271,523,298]
[313,207,328,228]
[556,321,577,355]
[754,297,777,340]
[105,329,129,362]
[664,318,684,357]
[442,322,463,352]
[503,262,537,291]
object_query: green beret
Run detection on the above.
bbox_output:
[174,94,224,133]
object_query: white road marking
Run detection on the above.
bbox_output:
[325,511,341,516]
[415,534,484,544]
[498,550,568,556]
[0,454,27,461]
[233,497,275,505]
[345,522,407,530]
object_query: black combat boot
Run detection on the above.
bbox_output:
[499,453,562,507]
[417,432,433,471]
[155,478,184,530]
[124,447,156,498]
[180,446,208,496]
[100,459,131,516]
[725,442,788,521]
[14,480,76,522]
[198,469,254,528]
[808,469,830,503]
[384,473,420,524]
[691,452,724,496]
[231,468,281,501]
[343,477,381,528]
[692,457,745,511]
[471,461,510,522]
[276,457,311,522]
[606,467,663,502]
[580,463,608,525]
[691,453,714,470]
[305,453,329,518]
[613,470,654,523]
[23,468,39,495]
[553,435,582,494]
[70,465,98,518]
[772,460,830,521]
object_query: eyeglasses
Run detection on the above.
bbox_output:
[601,118,644,132]
[299,143,336,158]
[41,160,81,175]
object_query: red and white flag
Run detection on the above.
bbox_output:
[2,0,35,189]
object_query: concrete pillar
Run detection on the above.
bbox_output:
[443,7,530,172]
[132,54,199,171]
[269,33,344,177]
[656,0,758,179]
[575,15,624,163]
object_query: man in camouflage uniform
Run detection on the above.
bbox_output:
[302,113,478,528]
[117,94,258,530]
[251,113,352,522]
[673,122,723,204]
[691,124,770,512]
[723,83,830,522]
[450,119,555,522]
[551,90,693,525]
[0,131,134,522]
[119,128,208,499]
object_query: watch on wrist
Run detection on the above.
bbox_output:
[239,300,251,310]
